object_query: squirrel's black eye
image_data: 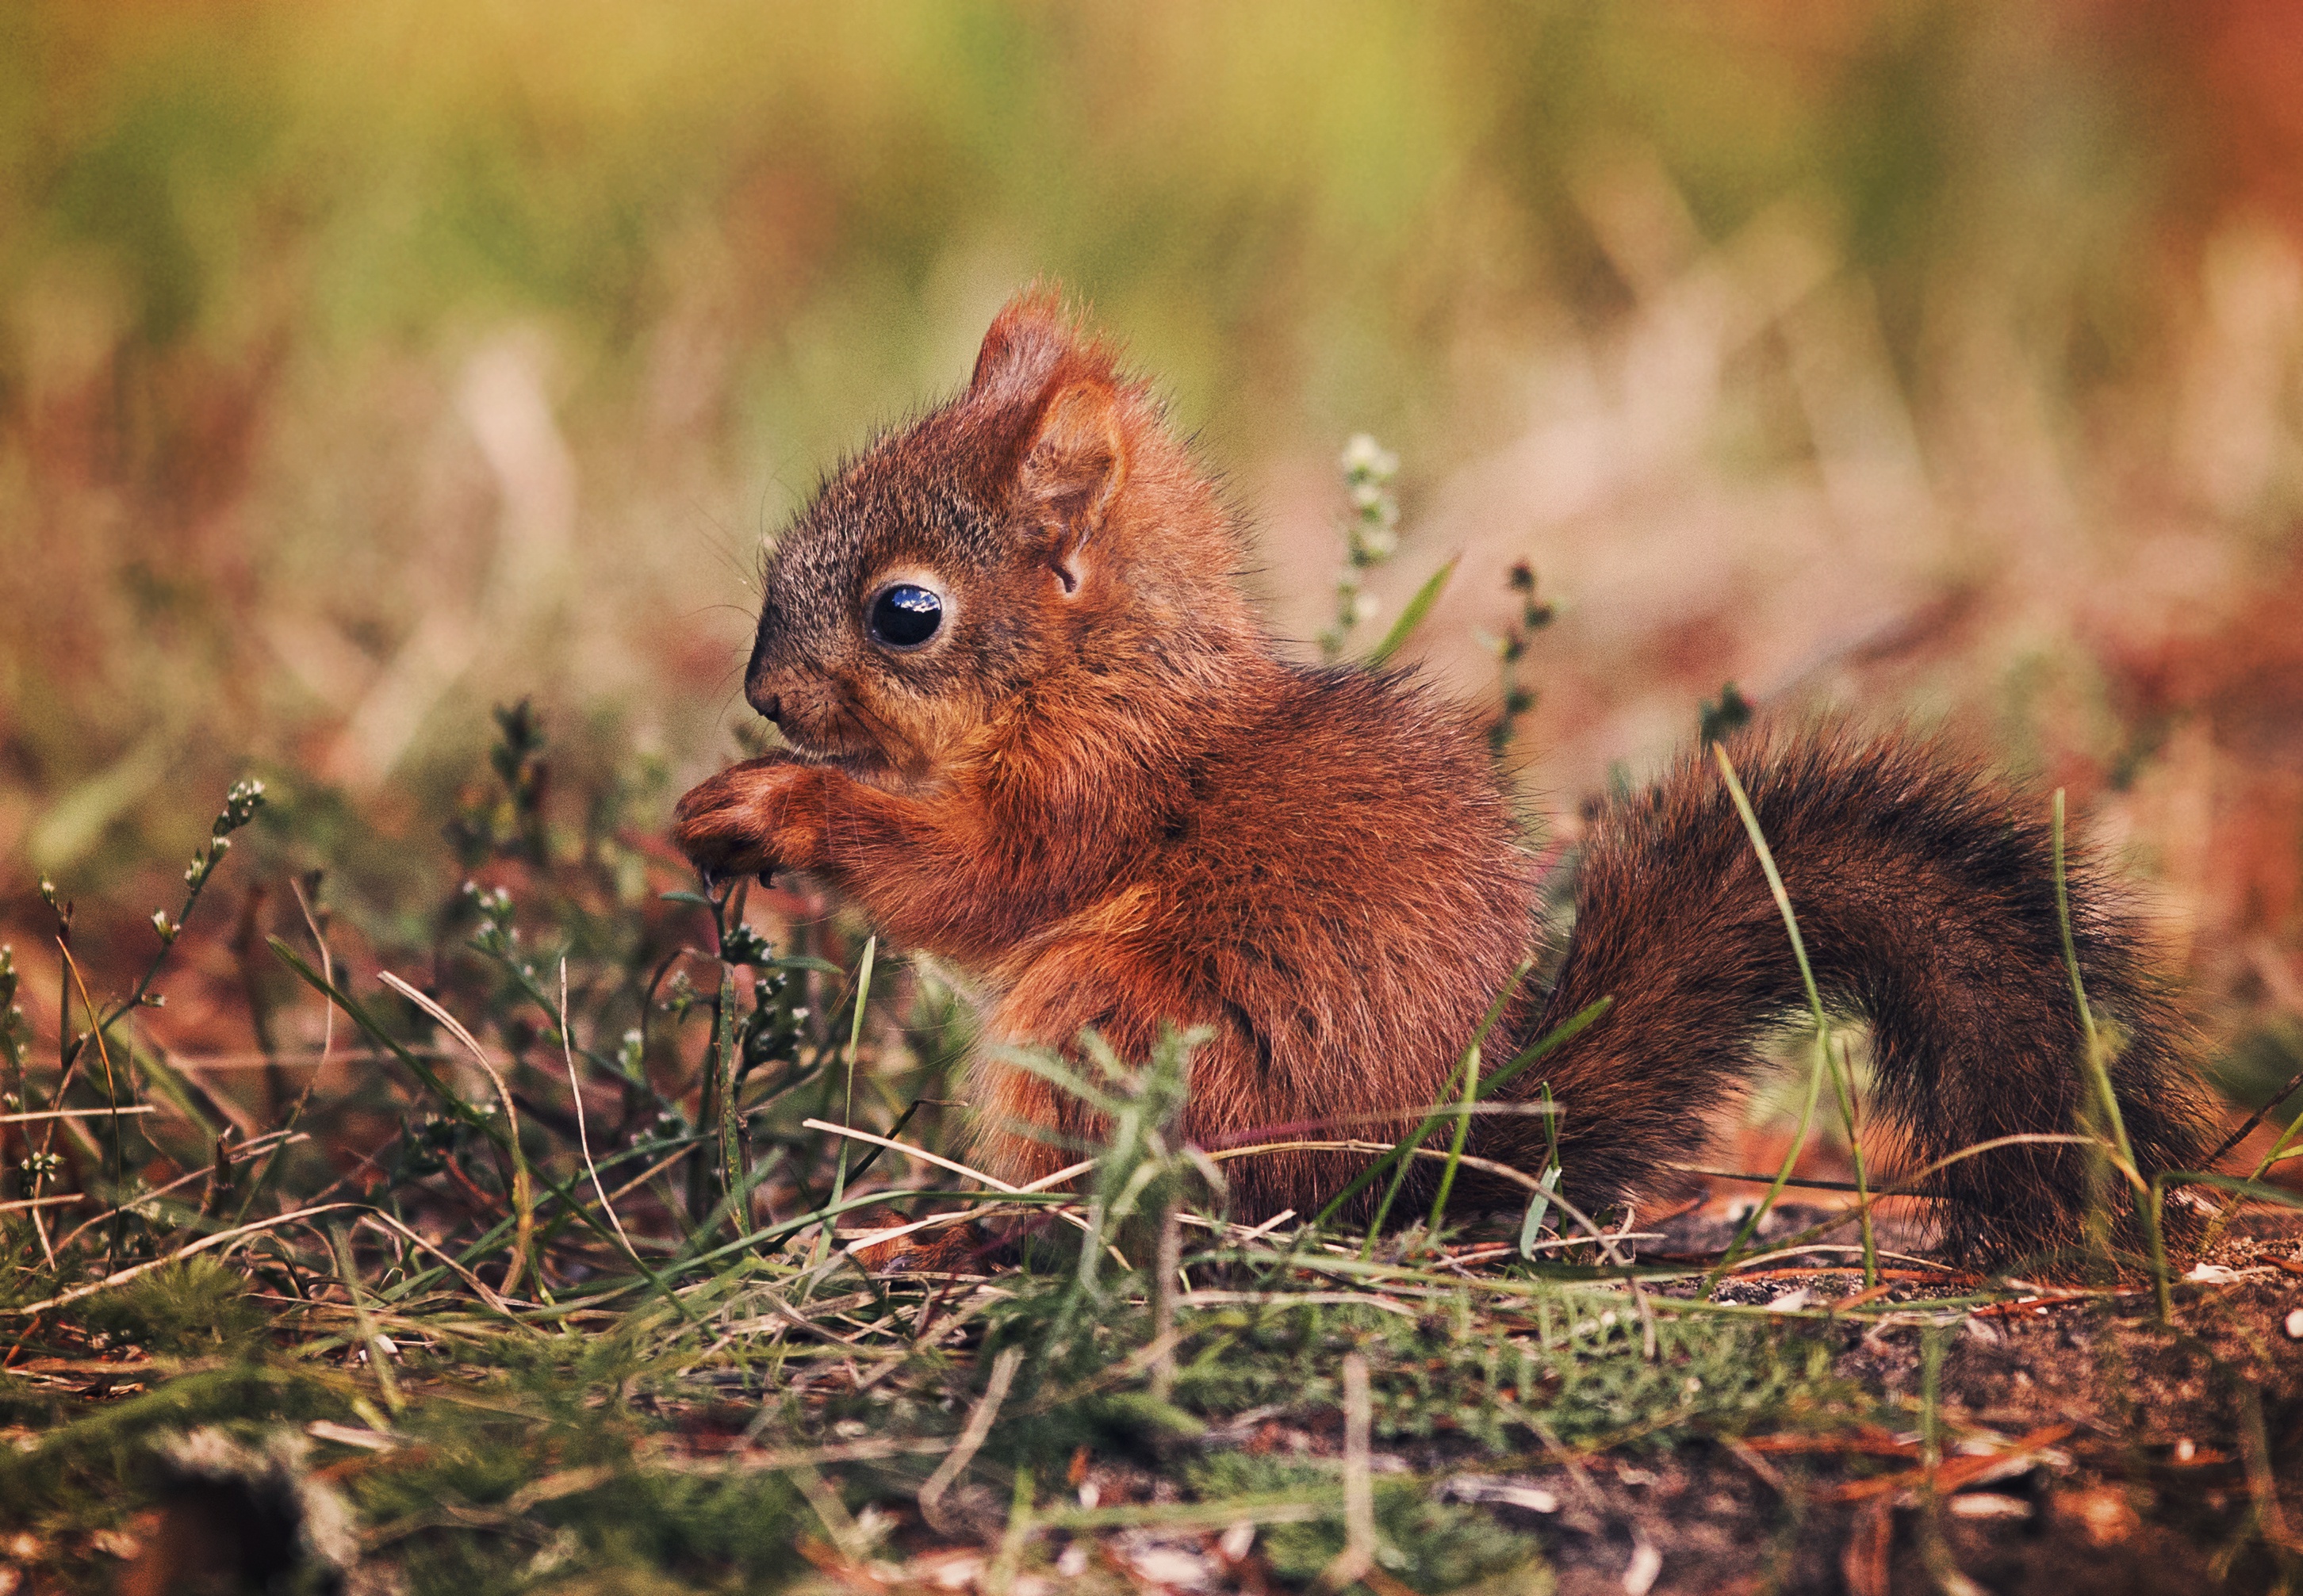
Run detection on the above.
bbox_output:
[868,583,943,649]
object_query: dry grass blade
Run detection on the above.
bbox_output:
[559,958,640,1265]
[792,1461,873,1563]
[1185,1288,1421,1318]
[802,1115,1027,1194]
[356,1209,528,1322]
[803,1119,1121,1261]
[379,970,536,1297]
[331,1223,404,1414]
[0,1104,155,1125]
[644,1435,960,1473]
[1209,1137,1546,1191]
[51,1129,307,1253]
[838,1155,1102,1258]
[749,1292,878,1347]
[1215,1137,1651,1274]
[6,1201,370,1316]
[1714,1244,1961,1276]
[1320,1351,1378,1591]
[1151,1200,1182,1403]
[1235,1207,1297,1241]
[918,1345,1025,1534]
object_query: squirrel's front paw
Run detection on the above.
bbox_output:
[673,756,827,882]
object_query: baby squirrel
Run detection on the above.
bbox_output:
[674,290,2210,1262]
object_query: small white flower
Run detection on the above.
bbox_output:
[1339,433,1399,481]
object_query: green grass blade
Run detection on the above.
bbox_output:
[1361,965,1527,1243]
[1710,744,1876,1285]
[1363,555,1458,668]
[1428,1044,1480,1231]
[827,936,876,1220]
[1312,980,1605,1235]
[2052,790,2167,1315]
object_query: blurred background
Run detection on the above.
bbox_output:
[4,1,2301,1134]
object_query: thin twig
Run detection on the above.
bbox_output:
[2204,1067,2303,1169]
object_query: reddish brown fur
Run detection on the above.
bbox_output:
[674,292,2211,1264]
[1518,731,2210,1259]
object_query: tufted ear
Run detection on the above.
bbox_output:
[970,291,1130,590]
[969,289,1079,405]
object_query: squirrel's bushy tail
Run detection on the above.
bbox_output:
[1506,729,2213,1264]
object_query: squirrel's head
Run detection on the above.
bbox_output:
[741,289,1256,783]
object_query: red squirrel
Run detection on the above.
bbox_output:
[673,290,2210,1261]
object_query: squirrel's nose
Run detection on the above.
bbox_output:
[741,625,781,725]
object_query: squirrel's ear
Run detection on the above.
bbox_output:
[968,290,1130,589]
[1017,379,1129,589]
[969,289,1079,405]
